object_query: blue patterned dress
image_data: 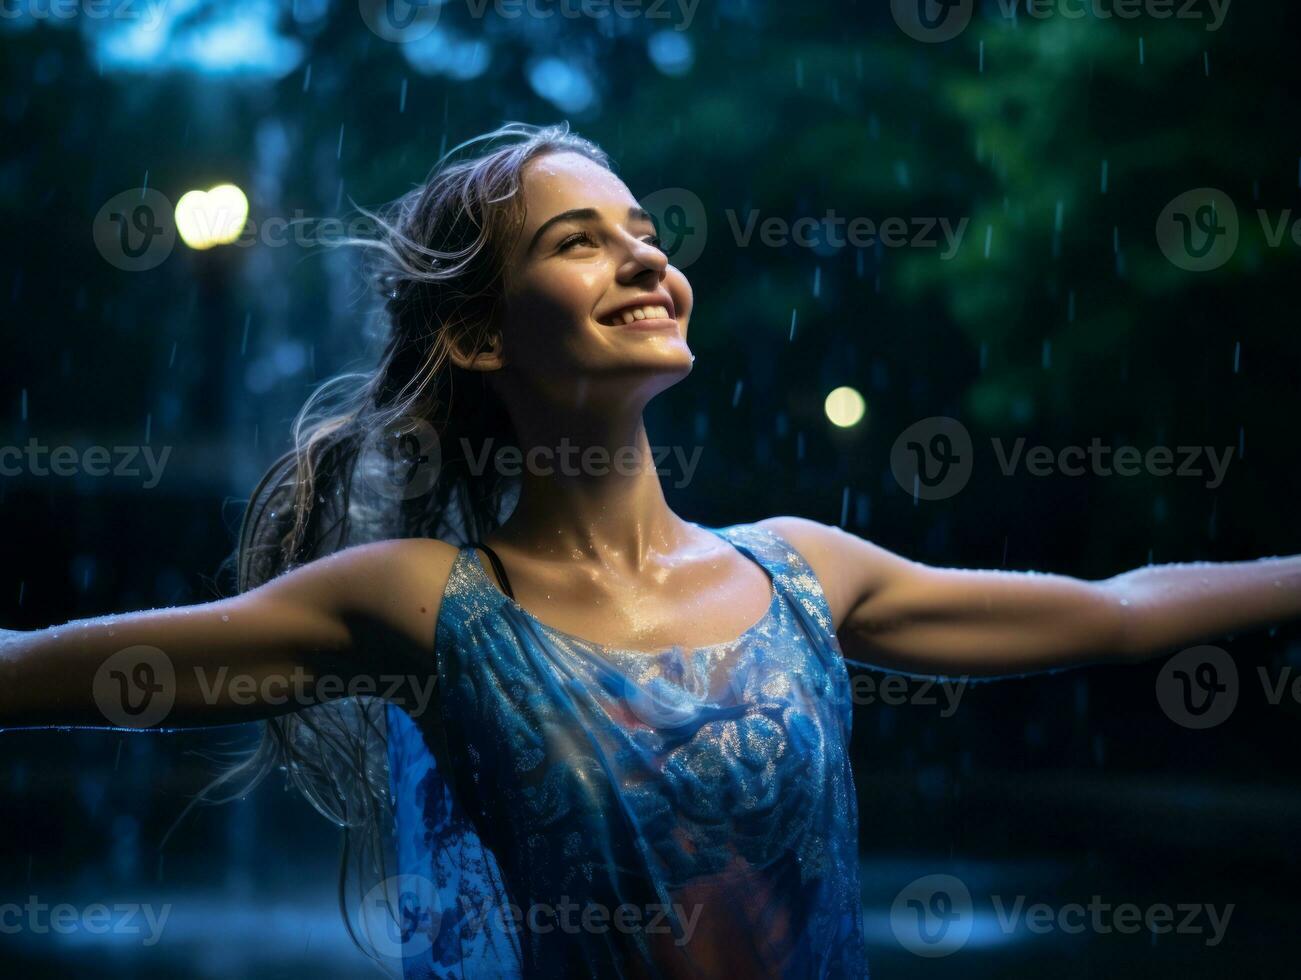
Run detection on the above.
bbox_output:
[385,523,869,977]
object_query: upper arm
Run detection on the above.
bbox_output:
[756,515,1129,676]
[233,536,458,672]
[2,537,460,729]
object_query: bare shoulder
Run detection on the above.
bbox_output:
[754,516,912,631]
[276,537,462,667]
[353,537,462,622]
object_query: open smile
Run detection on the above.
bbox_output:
[599,305,676,329]
[596,294,679,329]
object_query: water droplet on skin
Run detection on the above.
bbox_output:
[221,614,230,622]
[1119,599,1130,606]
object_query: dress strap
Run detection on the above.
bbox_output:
[470,541,515,599]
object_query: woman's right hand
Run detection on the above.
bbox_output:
[0,538,458,731]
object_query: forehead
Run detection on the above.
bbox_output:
[519,151,636,224]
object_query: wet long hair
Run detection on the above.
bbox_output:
[196,122,612,969]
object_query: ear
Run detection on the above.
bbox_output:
[447,328,505,372]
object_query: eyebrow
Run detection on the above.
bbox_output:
[527,206,655,253]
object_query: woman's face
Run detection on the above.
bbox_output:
[491,151,695,405]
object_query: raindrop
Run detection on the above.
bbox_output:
[1100,159,1108,194]
[732,380,743,407]
[1232,341,1240,373]
[789,308,797,341]
[336,124,345,160]
[302,63,312,93]
[399,78,408,113]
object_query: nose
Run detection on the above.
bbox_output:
[615,229,669,284]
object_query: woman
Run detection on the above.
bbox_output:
[2,123,1298,979]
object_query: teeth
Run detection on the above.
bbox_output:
[612,304,670,325]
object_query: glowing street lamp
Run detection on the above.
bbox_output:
[824,386,867,428]
[174,183,248,250]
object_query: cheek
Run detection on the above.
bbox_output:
[503,268,609,362]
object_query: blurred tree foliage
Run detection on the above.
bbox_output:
[1,0,1297,584]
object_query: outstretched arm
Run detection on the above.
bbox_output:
[0,538,456,730]
[759,516,1301,677]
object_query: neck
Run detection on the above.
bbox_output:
[489,393,692,570]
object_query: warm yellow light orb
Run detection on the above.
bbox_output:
[824,386,867,428]
[175,183,249,250]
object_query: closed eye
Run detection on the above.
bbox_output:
[557,231,663,253]
[558,231,597,251]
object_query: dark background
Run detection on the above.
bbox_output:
[2,1,1300,976]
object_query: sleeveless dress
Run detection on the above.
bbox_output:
[384,523,870,978]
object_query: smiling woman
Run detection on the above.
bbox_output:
[4,121,1300,980]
